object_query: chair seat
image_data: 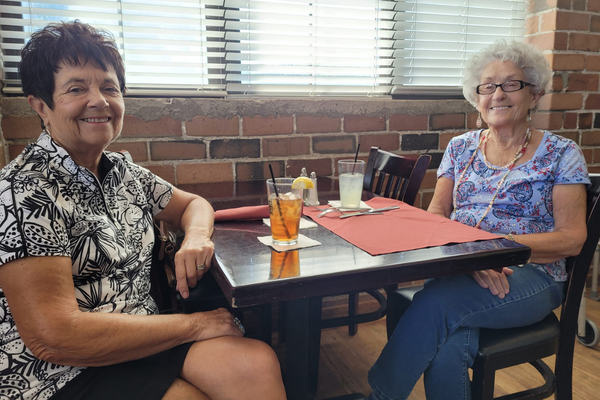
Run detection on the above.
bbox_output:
[478,313,560,359]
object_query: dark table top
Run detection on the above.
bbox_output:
[210,219,530,308]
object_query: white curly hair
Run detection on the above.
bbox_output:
[462,40,551,111]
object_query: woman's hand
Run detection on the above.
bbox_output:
[191,308,244,342]
[469,267,514,298]
[174,230,215,295]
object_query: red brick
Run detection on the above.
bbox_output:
[210,139,259,159]
[582,131,600,145]
[526,32,568,51]
[286,158,333,178]
[421,191,434,211]
[358,133,400,152]
[296,115,341,133]
[531,112,563,130]
[106,141,148,162]
[430,114,465,130]
[313,135,356,154]
[537,92,583,110]
[146,165,176,185]
[344,115,385,133]
[569,33,600,52]
[542,11,589,31]
[529,0,572,12]
[547,54,586,71]
[585,94,600,109]
[582,148,593,163]
[242,116,293,136]
[596,149,600,163]
[1,116,43,139]
[573,0,586,11]
[150,141,206,161]
[552,75,564,91]
[592,15,600,32]
[262,137,310,157]
[0,145,5,168]
[440,132,464,150]
[121,116,181,138]
[590,0,600,12]
[567,73,600,92]
[466,112,488,130]
[176,162,233,184]
[579,113,593,129]
[559,131,579,142]
[587,55,600,71]
[525,16,539,35]
[236,161,285,181]
[564,112,578,129]
[389,114,428,131]
[421,170,438,190]
[589,165,600,173]
[8,144,27,161]
[186,116,239,137]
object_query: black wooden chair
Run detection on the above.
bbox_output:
[306,147,431,396]
[386,174,600,400]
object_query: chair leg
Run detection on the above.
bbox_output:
[348,292,359,336]
[471,358,496,400]
[308,296,324,397]
[258,304,272,346]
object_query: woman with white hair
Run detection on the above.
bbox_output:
[368,41,590,400]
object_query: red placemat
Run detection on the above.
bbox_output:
[214,205,269,221]
[302,197,498,256]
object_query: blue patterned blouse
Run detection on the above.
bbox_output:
[438,129,590,281]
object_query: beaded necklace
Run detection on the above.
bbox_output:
[452,127,532,229]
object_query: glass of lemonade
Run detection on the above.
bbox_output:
[338,160,365,209]
[266,178,303,245]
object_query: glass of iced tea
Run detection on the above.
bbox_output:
[266,178,303,245]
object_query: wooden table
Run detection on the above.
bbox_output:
[209,213,530,400]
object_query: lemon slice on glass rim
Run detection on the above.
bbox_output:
[291,176,314,189]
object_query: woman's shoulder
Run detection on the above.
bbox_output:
[541,130,581,150]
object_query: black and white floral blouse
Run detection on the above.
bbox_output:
[0,131,173,399]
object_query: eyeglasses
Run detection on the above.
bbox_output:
[476,80,534,95]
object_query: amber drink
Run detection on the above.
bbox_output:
[266,178,303,245]
[269,250,300,279]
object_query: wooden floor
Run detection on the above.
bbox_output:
[303,290,600,400]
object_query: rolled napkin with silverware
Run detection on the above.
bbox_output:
[339,206,399,218]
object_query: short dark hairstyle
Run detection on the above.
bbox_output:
[19,20,126,109]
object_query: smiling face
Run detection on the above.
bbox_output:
[476,60,541,130]
[28,61,124,164]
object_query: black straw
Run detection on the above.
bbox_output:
[268,164,291,239]
[269,164,280,197]
[352,143,361,174]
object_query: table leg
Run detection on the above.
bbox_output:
[284,297,321,400]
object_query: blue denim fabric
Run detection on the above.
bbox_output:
[368,264,565,400]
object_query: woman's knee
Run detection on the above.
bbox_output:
[162,378,209,400]
[235,338,282,378]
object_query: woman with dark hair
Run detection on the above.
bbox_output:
[0,21,286,400]
[368,41,589,400]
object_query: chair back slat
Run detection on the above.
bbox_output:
[363,146,431,205]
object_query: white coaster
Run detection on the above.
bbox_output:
[257,234,321,252]
[262,217,318,229]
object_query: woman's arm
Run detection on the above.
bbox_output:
[427,177,454,218]
[154,187,215,298]
[0,256,241,367]
[507,183,587,264]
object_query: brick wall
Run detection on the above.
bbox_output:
[1,0,600,210]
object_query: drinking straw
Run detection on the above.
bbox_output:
[351,143,361,174]
[268,164,291,239]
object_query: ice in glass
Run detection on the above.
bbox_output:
[266,178,303,245]
[338,160,365,209]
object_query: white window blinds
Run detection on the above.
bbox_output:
[223,0,397,96]
[1,0,526,97]
[392,0,526,97]
[0,0,227,96]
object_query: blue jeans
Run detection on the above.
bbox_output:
[368,264,565,400]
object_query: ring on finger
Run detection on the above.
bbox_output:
[196,264,205,271]
[233,316,245,335]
